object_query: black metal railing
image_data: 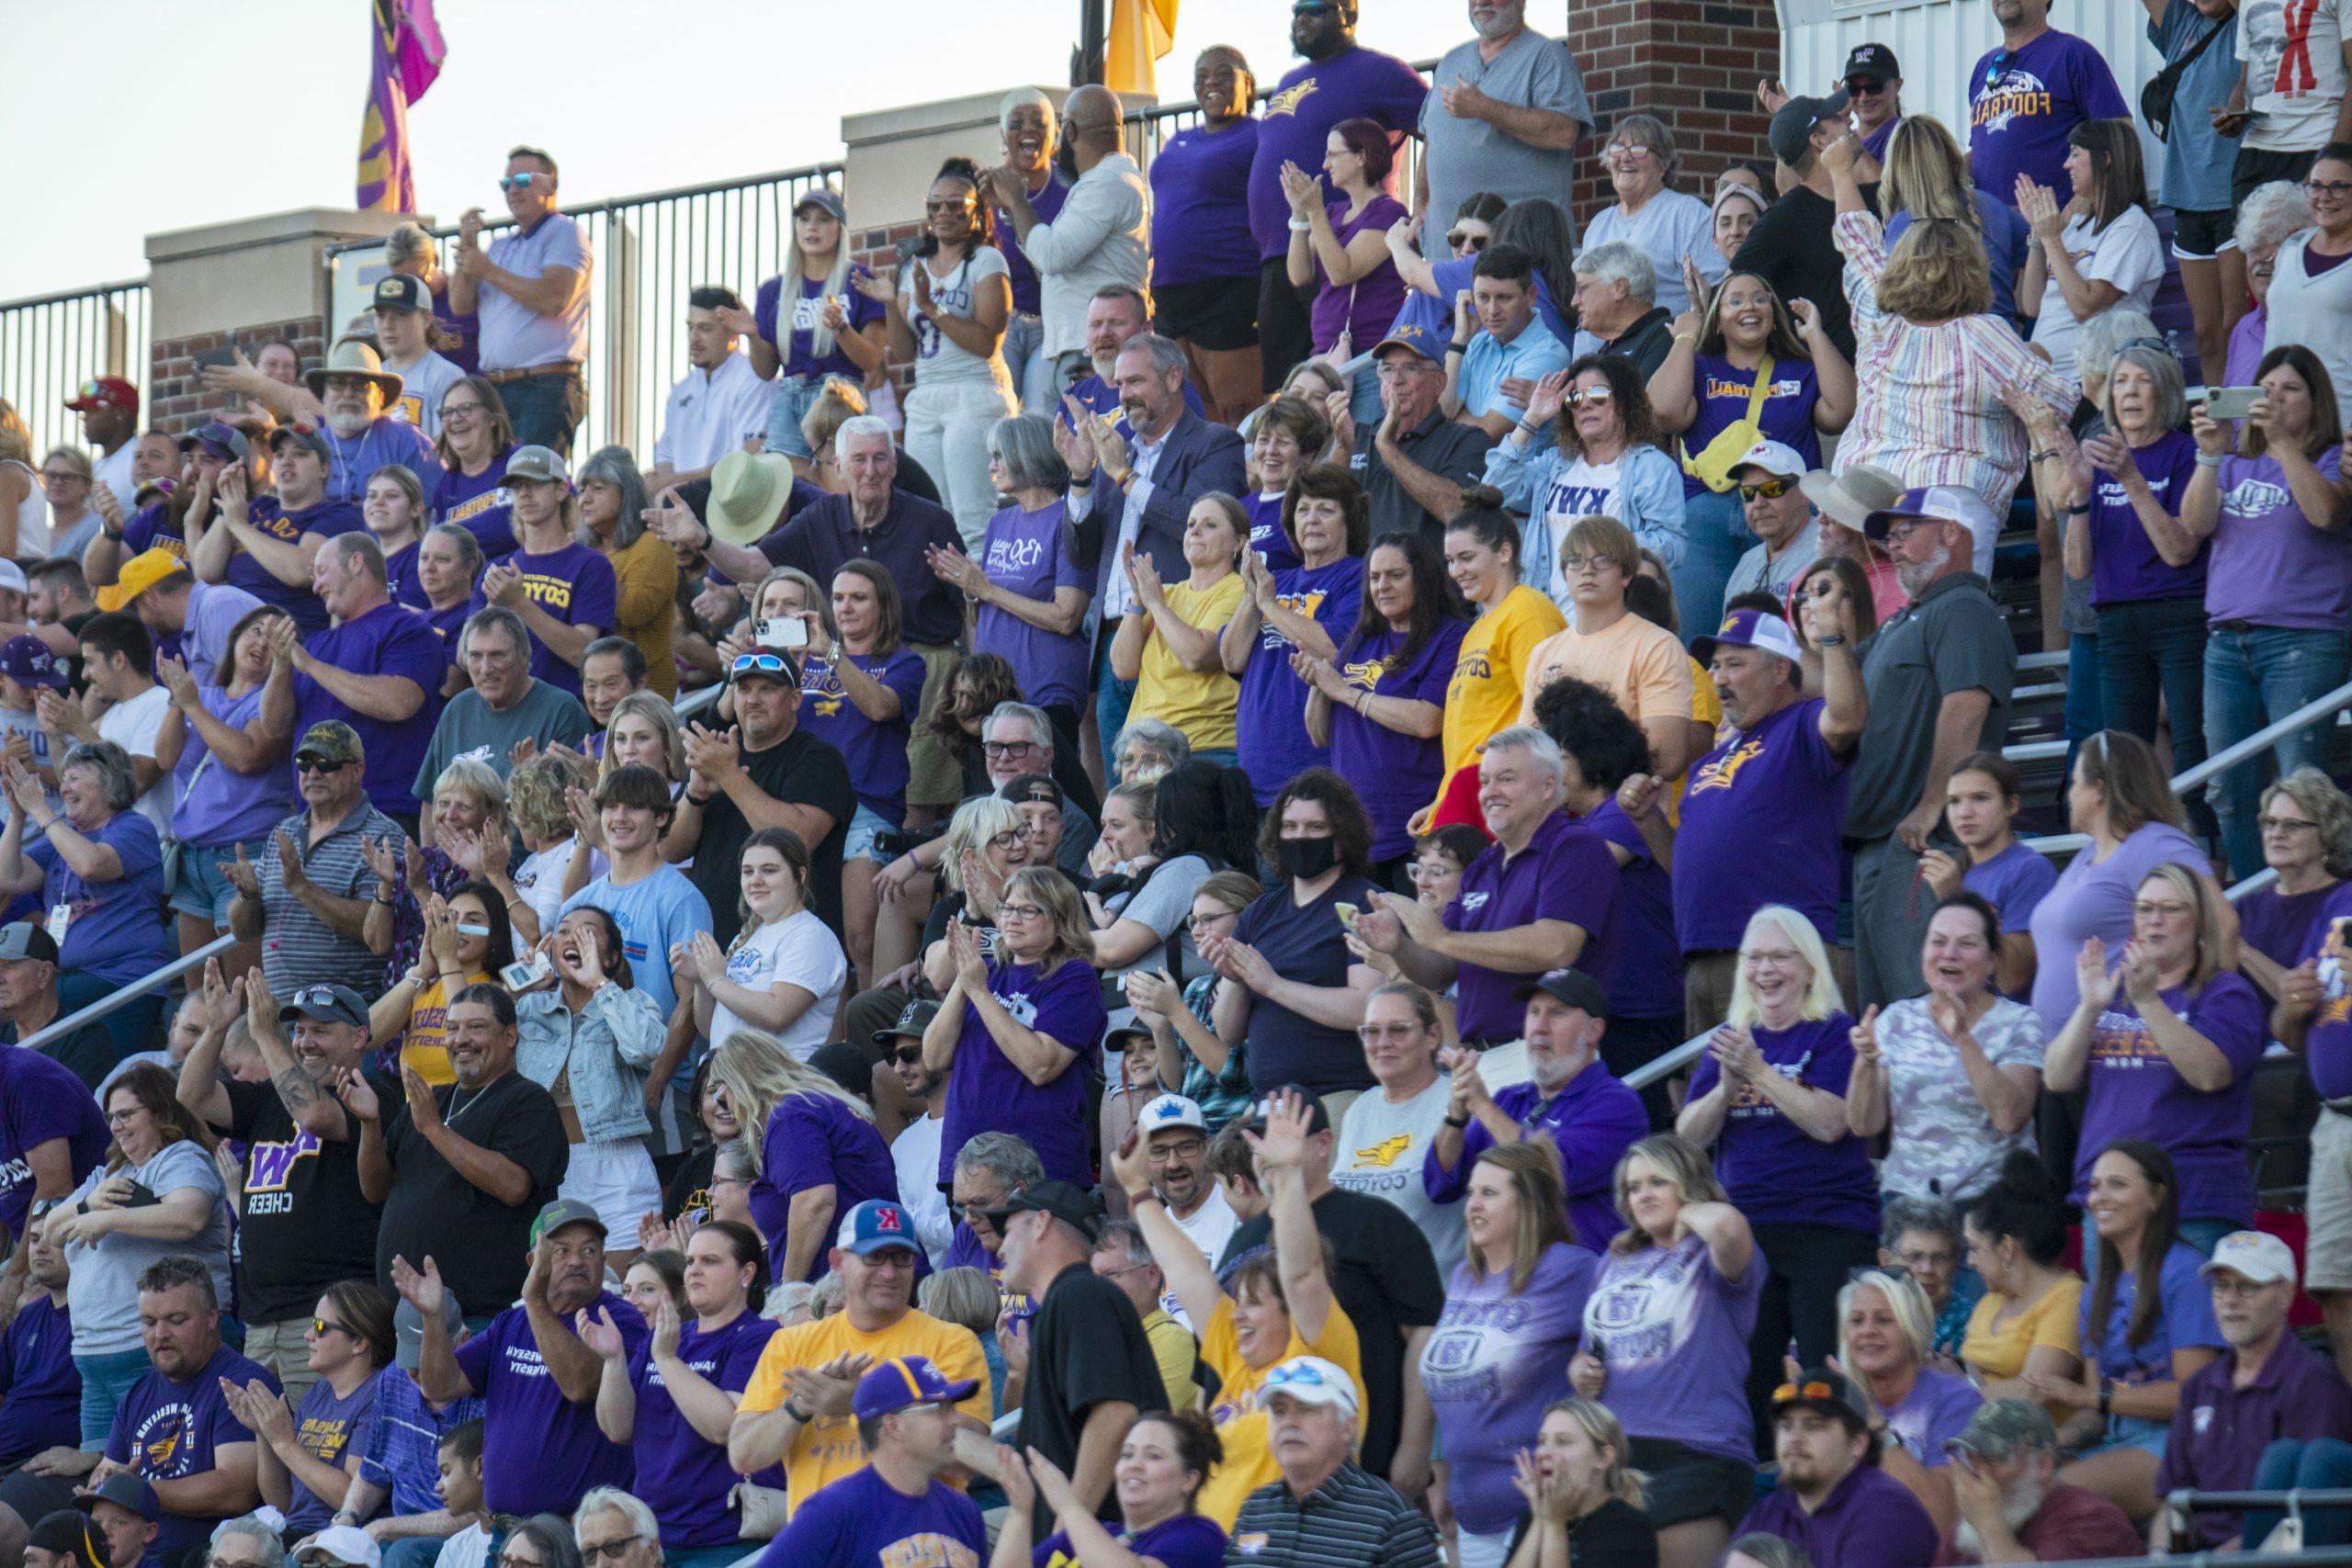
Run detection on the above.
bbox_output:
[0,279,151,458]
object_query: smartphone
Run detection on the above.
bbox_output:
[756,616,810,650]
[1334,901,1361,929]
[2206,386,2264,421]
[192,346,238,373]
[501,953,552,990]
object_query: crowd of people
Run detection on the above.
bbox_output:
[13,0,2352,1564]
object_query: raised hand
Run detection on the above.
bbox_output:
[1243,1089,1314,1173]
[221,842,263,900]
[574,1304,628,1361]
[336,1066,382,1123]
[650,1294,683,1360]
[1917,848,1962,899]
[687,930,729,987]
[1849,1003,1882,1065]
[390,1254,447,1316]
[155,654,199,708]
[2075,935,2116,1011]
[1522,369,1572,429]
[995,1445,1036,1511]
[1617,773,1664,820]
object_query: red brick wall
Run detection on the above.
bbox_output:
[147,319,327,435]
[852,225,925,397]
[1566,0,1781,215]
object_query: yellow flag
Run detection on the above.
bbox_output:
[1106,0,1179,97]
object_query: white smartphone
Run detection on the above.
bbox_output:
[501,953,552,990]
[2205,386,2263,421]
[756,616,810,650]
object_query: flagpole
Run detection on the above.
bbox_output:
[1075,0,1105,85]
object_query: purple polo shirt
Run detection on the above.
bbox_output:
[294,599,448,818]
[1422,1059,1646,1249]
[1688,1014,1881,1233]
[2156,1332,2352,1547]
[756,489,964,647]
[1447,812,1620,1045]
[1735,1461,1939,1568]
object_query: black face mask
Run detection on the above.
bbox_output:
[1056,141,1081,182]
[1277,836,1339,880]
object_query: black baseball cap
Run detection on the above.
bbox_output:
[1243,1084,1332,1136]
[278,983,368,1029]
[28,1512,106,1568]
[0,920,59,964]
[1843,42,1900,82]
[1512,967,1611,1017]
[978,1179,1102,1242]
[1772,1364,1872,1432]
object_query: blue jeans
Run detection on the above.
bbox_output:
[1003,313,1060,413]
[2202,623,2349,881]
[1095,636,1137,779]
[76,1348,153,1447]
[495,368,587,457]
[2248,1437,2352,1545]
[2098,596,2214,837]
[763,375,830,458]
[382,1540,447,1568]
[2177,1215,2237,1255]
[2064,629,2106,789]
[1668,487,1752,644]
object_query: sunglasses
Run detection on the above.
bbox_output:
[729,652,796,677]
[1446,231,1487,252]
[311,1316,352,1338]
[1737,479,1794,502]
[498,173,544,191]
[291,986,347,1010]
[295,755,353,773]
[1773,1379,1839,1404]
[1264,1359,1343,1391]
[1844,77,1887,96]
[1565,387,1614,407]
[1982,50,2012,88]
[892,1045,923,1066]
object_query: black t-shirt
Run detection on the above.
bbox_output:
[689,728,856,939]
[1731,184,1881,363]
[221,1074,390,1324]
[376,1070,569,1318]
[5,1019,116,1090]
[1216,1187,1445,1477]
[1503,1497,1657,1568]
[663,1142,716,1221]
[1014,1260,1170,1529]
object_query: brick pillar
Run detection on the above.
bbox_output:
[1567,0,1781,214]
[148,319,330,435]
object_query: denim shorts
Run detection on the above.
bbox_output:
[172,832,275,922]
[2081,1412,2170,1458]
[764,375,840,459]
[842,802,898,863]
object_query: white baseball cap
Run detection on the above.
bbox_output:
[1261,1355,1360,1415]
[1731,439,1808,482]
[2200,1229,2298,1287]
[1136,1093,1208,1136]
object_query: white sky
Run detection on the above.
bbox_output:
[0,0,1467,303]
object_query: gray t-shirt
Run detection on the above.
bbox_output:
[413,681,594,802]
[1420,30,1593,248]
[62,1139,233,1355]
[1103,853,1212,983]
[1847,573,2017,841]
[1724,524,1822,608]
[1332,1077,1468,1278]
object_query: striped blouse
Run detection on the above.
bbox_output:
[1832,209,2079,515]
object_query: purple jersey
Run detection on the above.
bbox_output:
[431,448,519,559]
[1680,355,1823,499]
[628,1310,778,1545]
[481,542,617,700]
[232,499,363,636]
[1673,697,1849,952]
[1582,1231,1763,1461]
[754,269,888,383]
[751,1092,901,1284]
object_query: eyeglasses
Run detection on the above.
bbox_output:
[578,1539,642,1565]
[1741,948,1802,966]
[1356,1022,1422,1043]
[1406,860,1453,884]
[311,1316,352,1338]
[998,902,1047,920]
[105,1107,142,1125]
[1737,479,1794,502]
[1186,909,1236,930]
[2306,179,2352,198]
[2258,815,2320,833]
[1564,387,1614,407]
[2208,1273,2282,1299]
[1446,231,1488,252]
[295,755,353,774]
[1893,1247,1955,1269]
[1147,1137,1207,1162]
[39,469,86,485]
[2132,900,2197,919]
[440,400,486,420]
[980,739,1041,757]
[497,173,544,191]
[1560,555,1615,576]
[956,1194,1005,1216]
[1607,144,1656,164]
[988,827,1035,850]
[1885,519,1938,544]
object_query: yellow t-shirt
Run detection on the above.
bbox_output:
[1194,1294,1362,1528]
[1434,585,1567,811]
[1962,1275,2085,1399]
[739,1308,991,1514]
[398,971,492,1086]
[605,528,680,699]
[1143,1307,1199,1414]
[1514,613,1695,731]
[1133,573,1247,751]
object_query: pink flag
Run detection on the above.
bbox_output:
[356,0,446,214]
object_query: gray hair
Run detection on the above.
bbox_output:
[1879,1191,1962,1254]
[835,414,895,458]
[1116,333,1190,379]
[461,605,530,661]
[1727,1535,1816,1568]
[425,522,484,578]
[1482,726,1565,781]
[2238,179,2315,254]
[573,1489,660,1551]
[1114,716,1191,770]
[1571,240,1655,303]
[984,700,1053,752]
[1094,1218,1157,1270]
[209,1518,287,1568]
[954,1130,1045,1190]
[1611,112,1684,178]
[575,445,650,551]
[713,1136,756,1185]
[62,739,140,814]
[384,221,437,269]
[1091,282,1151,323]
[2075,308,2158,389]
[2109,339,2190,432]
[986,413,1071,492]
[1000,87,1058,136]
[325,530,390,587]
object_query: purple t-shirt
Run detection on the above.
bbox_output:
[629,1309,778,1545]
[1674,696,1849,952]
[939,957,1105,1188]
[1573,796,1682,1021]
[1688,1014,1880,1232]
[0,1046,108,1242]
[1879,1367,1984,1466]
[2028,822,2211,1034]
[994,171,1069,315]
[2080,1240,2223,1384]
[1307,194,1410,356]
[1424,1061,1648,1251]
[1150,119,1261,287]
[1736,1462,1939,1568]
[1035,1514,1225,1568]
[296,600,447,818]
[1230,873,1383,1097]
[1968,28,2131,209]
[386,537,426,609]
[1581,1230,1763,1461]
[480,542,618,700]
[755,269,888,382]
[173,683,298,847]
[1679,355,1822,499]
[2071,972,2266,1224]
[1964,840,2061,935]
[1329,620,1465,859]
[1243,491,1303,572]
[2086,429,2207,605]
[752,1092,902,1284]
[431,449,519,559]
[105,1345,280,1553]
[453,1291,649,1517]
[1235,556,1363,807]
[2237,881,2338,971]
[122,500,187,562]
[283,1371,381,1532]
[0,1293,80,1464]
[29,810,169,986]
[1248,45,1430,259]
[797,645,927,826]
[1448,813,1621,1044]
[1423,1244,1599,1534]
[232,499,364,637]
[2208,447,2352,627]
[2293,884,2352,1097]
[975,501,1092,711]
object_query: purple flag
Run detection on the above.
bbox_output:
[356,0,446,214]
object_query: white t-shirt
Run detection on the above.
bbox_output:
[93,441,138,516]
[901,246,1014,389]
[1542,455,1624,607]
[2242,0,2350,151]
[2032,208,2165,386]
[97,683,174,840]
[890,1111,955,1266]
[710,908,847,1060]
[433,1523,492,1568]
[5,459,50,562]
[1158,1186,1240,1329]
[384,350,468,441]
[512,840,579,943]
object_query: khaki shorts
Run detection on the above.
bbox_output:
[906,641,962,809]
[2307,1106,2352,1292]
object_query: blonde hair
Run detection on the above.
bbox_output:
[779,189,853,359]
[1000,865,1096,974]
[1608,1134,1728,1256]
[1724,905,1845,1028]
[917,1267,1003,1336]
[707,1032,873,1169]
[433,757,510,839]
[941,795,1023,894]
[508,751,594,845]
[2138,863,2224,991]
[1836,1269,1934,1370]
[385,221,438,269]
[602,691,685,784]
[0,400,30,468]
[1878,117,1980,231]
[1876,219,1994,323]
[752,566,833,639]
[1542,1397,1647,1509]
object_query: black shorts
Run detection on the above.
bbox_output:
[2234,145,2320,213]
[1155,275,1261,351]
[2173,207,2237,260]
[1626,1436,1757,1529]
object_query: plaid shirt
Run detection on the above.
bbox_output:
[256,802,403,996]
[358,1365,484,1517]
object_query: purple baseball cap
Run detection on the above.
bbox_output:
[0,635,69,690]
[1690,607,1805,666]
[852,1355,979,1422]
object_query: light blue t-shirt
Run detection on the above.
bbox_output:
[561,865,711,1086]
[1459,319,1572,425]
[1579,189,1725,318]
[481,213,592,370]
[2151,0,2241,214]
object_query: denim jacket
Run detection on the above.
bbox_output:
[514,984,666,1143]
[1484,436,1689,582]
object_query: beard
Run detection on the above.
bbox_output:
[1895,542,1951,598]
[1951,1472,2046,1558]
[326,406,373,438]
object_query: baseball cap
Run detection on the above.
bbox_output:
[1844,42,1901,83]
[836,1199,922,1257]
[279,983,368,1029]
[795,186,849,225]
[1691,607,1806,667]
[1371,320,1442,363]
[92,547,190,613]
[373,275,432,313]
[76,1474,159,1523]
[296,720,365,768]
[505,445,570,485]
[26,1511,106,1568]
[270,422,334,465]
[1245,1085,1332,1136]
[1136,1093,1209,1137]
[64,377,137,413]
[177,421,251,463]
[1261,1355,1360,1415]
[729,648,801,687]
[394,1292,463,1371]
[872,997,940,1047]
[1510,966,1611,1017]
[0,922,62,965]
[1769,92,1849,167]
[1800,463,1907,534]
[1945,1397,2058,1461]
[293,1525,382,1568]
[0,560,29,599]
[532,1197,608,1246]
[978,1179,1104,1242]
[1730,439,1808,483]
[1771,1364,1871,1430]
[851,1354,980,1422]
[2201,1229,2298,1287]
[1861,483,1998,544]
[0,634,67,692]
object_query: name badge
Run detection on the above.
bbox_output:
[46,902,71,945]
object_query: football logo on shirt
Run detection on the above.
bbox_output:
[1258,589,1326,652]
[131,1402,196,1475]
[879,1530,978,1568]
[2222,478,2290,516]
[1001,991,1039,1026]
[1459,890,1490,912]
[1263,79,1320,118]
[1352,1134,1413,1169]
[1689,738,1766,795]
[1340,657,1384,691]
[1972,66,2054,133]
